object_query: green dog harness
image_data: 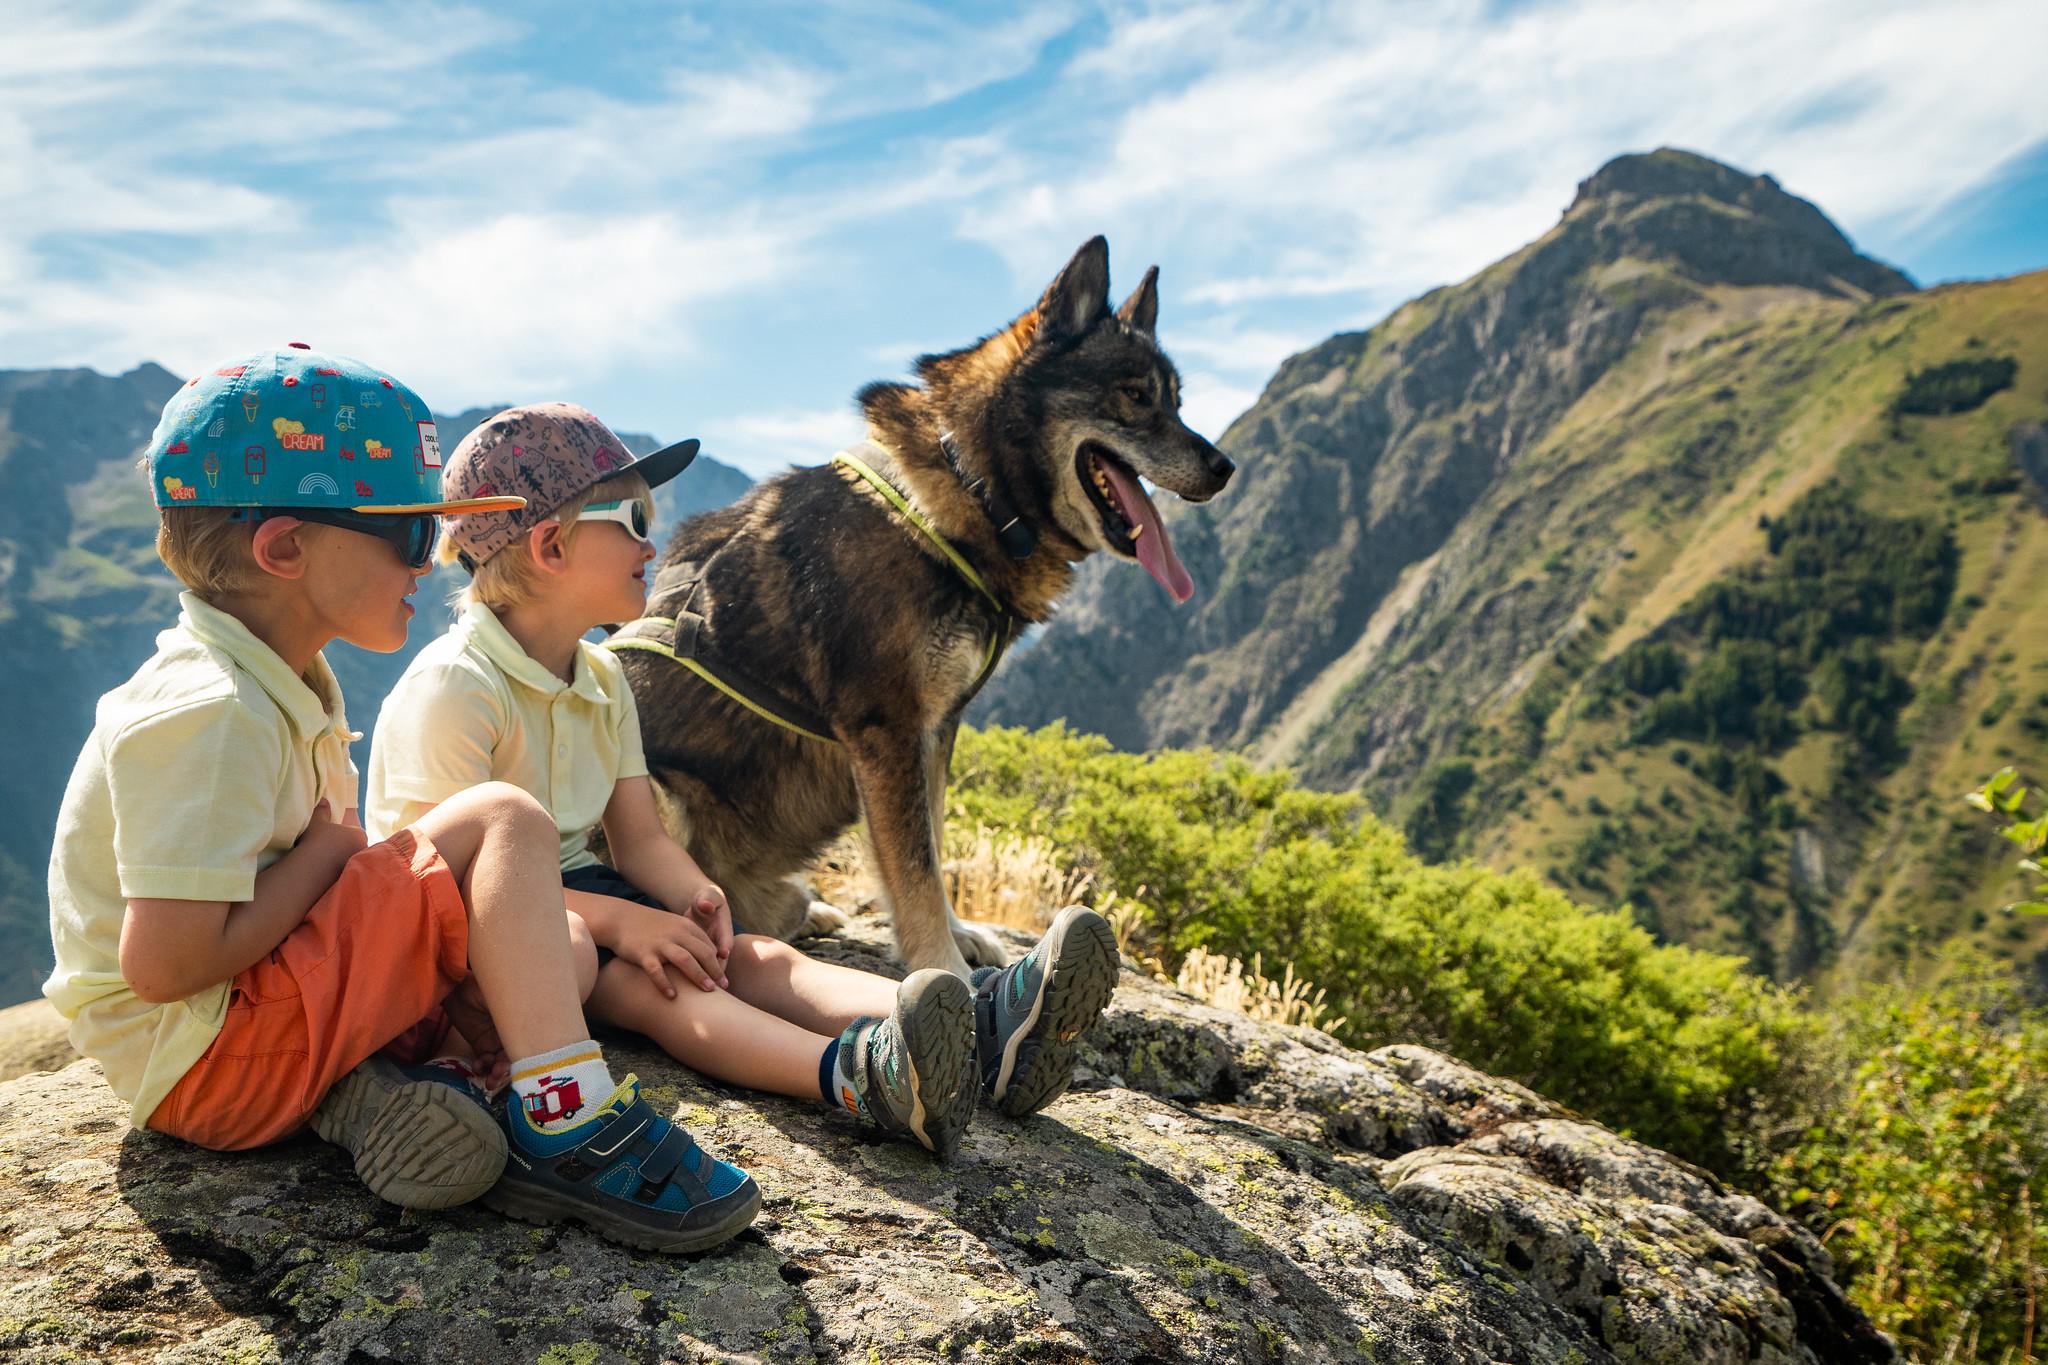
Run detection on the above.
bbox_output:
[607,441,1016,745]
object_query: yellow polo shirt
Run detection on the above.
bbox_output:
[45,593,360,1127]
[365,604,648,870]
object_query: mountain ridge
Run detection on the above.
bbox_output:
[974,148,2045,985]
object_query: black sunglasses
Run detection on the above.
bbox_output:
[240,506,439,570]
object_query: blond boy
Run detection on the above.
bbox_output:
[366,405,1120,1160]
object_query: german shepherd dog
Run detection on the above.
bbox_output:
[617,237,1234,978]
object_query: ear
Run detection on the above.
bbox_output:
[1116,265,1159,335]
[1036,235,1111,341]
[251,517,308,581]
[528,519,572,577]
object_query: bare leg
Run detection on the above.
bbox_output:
[409,782,589,1062]
[721,934,897,1036]
[588,960,834,1102]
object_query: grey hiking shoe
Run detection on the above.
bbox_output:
[972,905,1120,1118]
[309,1055,507,1209]
[833,968,977,1159]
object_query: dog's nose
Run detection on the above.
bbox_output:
[1191,433,1234,482]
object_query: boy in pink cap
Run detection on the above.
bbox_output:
[367,404,1116,1159]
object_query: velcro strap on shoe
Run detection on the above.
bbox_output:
[633,1123,712,1205]
[545,1096,653,1185]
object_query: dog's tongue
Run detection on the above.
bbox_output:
[1099,459,1195,604]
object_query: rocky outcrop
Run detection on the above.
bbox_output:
[0,914,1890,1363]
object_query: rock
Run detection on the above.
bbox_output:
[0,912,1890,1363]
[0,998,73,1084]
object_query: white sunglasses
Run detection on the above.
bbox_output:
[580,498,650,541]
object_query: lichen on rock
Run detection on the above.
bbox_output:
[0,914,1890,1363]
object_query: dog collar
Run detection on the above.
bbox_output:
[938,430,1038,560]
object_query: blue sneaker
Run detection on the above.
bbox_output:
[309,1055,506,1209]
[834,968,977,1159]
[486,1074,760,1254]
[972,905,1120,1118]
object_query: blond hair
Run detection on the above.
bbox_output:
[156,507,257,601]
[449,469,653,610]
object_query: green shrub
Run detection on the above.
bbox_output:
[950,723,1803,1170]
[1766,966,2047,1361]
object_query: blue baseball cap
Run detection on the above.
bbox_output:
[144,343,525,515]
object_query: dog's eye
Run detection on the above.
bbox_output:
[1118,383,1151,406]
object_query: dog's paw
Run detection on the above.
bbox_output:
[951,917,1011,969]
[800,900,851,937]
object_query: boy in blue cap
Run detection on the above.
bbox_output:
[44,346,759,1253]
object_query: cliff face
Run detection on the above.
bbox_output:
[0,915,1890,1363]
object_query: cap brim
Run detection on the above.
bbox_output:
[354,495,528,515]
[631,437,699,489]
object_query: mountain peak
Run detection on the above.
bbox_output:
[1571,147,1786,211]
[1563,147,1915,298]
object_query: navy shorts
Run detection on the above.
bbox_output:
[562,862,743,968]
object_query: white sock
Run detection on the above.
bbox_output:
[509,1040,616,1133]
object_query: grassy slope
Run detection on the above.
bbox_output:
[1434,271,2048,984]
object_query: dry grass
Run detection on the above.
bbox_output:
[1170,947,1349,1034]
[808,824,1345,1035]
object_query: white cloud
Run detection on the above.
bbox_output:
[1,211,797,408]
[1179,373,1260,442]
[958,0,2048,308]
[703,406,869,479]
[2,0,2041,483]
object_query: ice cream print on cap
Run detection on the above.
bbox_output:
[143,345,525,516]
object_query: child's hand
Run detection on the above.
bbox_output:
[299,800,368,866]
[687,882,733,961]
[616,902,727,998]
[441,978,508,1088]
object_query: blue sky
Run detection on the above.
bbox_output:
[4,0,2044,478]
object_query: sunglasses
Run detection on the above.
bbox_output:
[239,507,439,569]
[581,498,650,541]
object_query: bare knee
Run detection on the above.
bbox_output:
[726,933,800,973]
[566,912,599,1000]
[416,781,554,877]
[463,781,553,843]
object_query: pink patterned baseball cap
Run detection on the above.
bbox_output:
[441,402,698,565]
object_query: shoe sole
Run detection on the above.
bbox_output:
[992,907,1120,1119]
[896,968,978,1160]
[484,1173,763,1254]
[309,1057,507,1210]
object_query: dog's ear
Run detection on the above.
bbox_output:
[1037,236,1111,341]
[1116,265,1159,336]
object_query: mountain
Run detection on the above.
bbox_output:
[975,148,2048,986]
[0,375,750,1008]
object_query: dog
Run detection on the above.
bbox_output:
[613,236,1235,978]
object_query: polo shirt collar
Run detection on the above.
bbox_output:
[462,604,612,705]
[176,591,349,742]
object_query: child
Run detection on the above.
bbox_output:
[44,349,758,1254]
[365,403,1120,1159]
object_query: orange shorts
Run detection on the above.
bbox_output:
[148,827,470,1152]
